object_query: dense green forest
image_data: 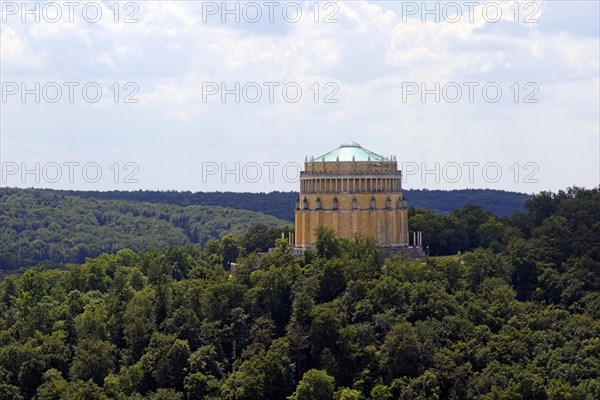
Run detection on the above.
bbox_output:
[36,188,530,221]
[0,188,526,272]
[0,187,598,399]
[0,188,289,271]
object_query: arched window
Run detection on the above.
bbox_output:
[386,196,392,209]
[316,197,321,210]
[333,197,339,210]
[303,197,309,210]
[370,196,376,209]
[352,197,358,210]
[295,197,300,210]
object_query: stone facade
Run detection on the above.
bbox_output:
[294,142,416,254]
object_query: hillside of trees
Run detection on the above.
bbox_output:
[0,188,289,272]
[37,188,530,221]
[0,187,575,272]
[0,186,525,273]
[0,187,598,399]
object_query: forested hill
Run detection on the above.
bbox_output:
[0,188,288,271]
[0,187,530,271]
[41,188,530,221]
[0,187,597,399]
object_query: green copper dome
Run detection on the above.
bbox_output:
[313,141,389,162]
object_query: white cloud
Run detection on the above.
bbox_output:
[0,27,42,69]
[96,51,116,70]
[1,0,598,192]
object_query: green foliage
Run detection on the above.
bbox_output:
[184,372,219,399]
[289,369,335,400]
[70,339,116,385]
[0,383,23,400]
[463,248,512,291]
[241,223,292,253]
[220,234,241,270]
[335,387,361,400]
[140,333,190,390]
[315,226,342,259]
[0,187,597,399]
[0,188,288,270]
[380,322,421,379]
[371,384,393,400]
[149,388,183,399]
[220,355,265,400]
[409,204,511,256]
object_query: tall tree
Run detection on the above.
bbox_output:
[289,369,335,400]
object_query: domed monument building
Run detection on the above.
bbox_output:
[294,141,424,258]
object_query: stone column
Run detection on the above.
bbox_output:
[392,210,398,244]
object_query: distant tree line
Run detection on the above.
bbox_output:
[22,188,530,222]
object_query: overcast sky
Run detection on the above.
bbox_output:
[1,0,598,193]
